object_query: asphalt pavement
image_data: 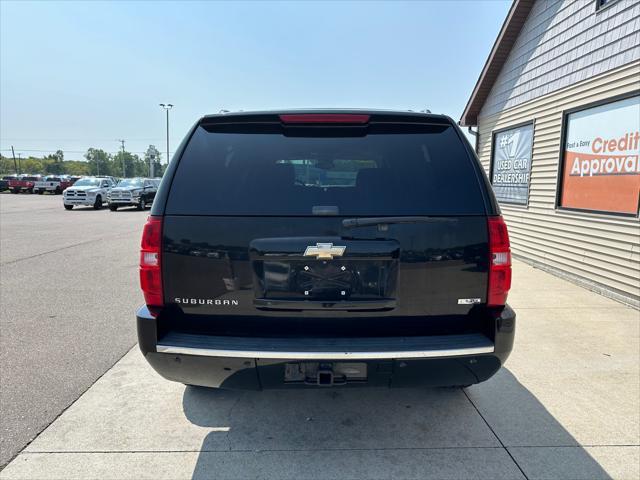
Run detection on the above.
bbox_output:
[0,193,148,467]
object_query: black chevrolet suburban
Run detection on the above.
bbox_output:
[137,110,515,390]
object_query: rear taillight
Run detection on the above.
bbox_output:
[487,216,512,307]
[140,216,163,309]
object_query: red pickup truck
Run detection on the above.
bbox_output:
[8,175,42,194]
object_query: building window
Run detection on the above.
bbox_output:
[596,0,619,11]
[490,122,534,206]
[557,94,640,216]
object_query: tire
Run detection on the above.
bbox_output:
[136,197,145,211]
[11,189,19,194]
[109,205,118,211]
[55,187,62,195]
[93,195,103,210]
[37,190,44,195]
[27,188,34,194]
[64,204,73,210]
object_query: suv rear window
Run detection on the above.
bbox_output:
[166,123,485,216]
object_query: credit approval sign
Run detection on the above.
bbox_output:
[560,95,640,215]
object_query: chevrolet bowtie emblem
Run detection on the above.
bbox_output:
[303,242,346,260]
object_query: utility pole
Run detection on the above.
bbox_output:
[118,139,126,178]
[149,154,155,178]
[159,103,173,166]
[17,153,22,174]
[10,146,18,174]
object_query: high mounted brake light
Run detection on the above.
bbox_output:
[279,114,370,124]
[487,216,512,307]
[140,216,163,310]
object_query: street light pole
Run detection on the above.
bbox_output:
[159,103,173,165]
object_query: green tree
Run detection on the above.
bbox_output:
[154,163,166,177]
[112,150,146,178]
[64,160,91,176]
[130,153,148,177]
[43,150,64,174]
[0,156,17,175]
[1,154,93,176]
[84,148,112,176]
[21,157,44,174]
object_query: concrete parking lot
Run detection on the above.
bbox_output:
[0,193,639,479]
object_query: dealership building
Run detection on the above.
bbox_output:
[461,0,639,307]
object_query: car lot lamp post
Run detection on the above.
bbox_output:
[159,103,173,166]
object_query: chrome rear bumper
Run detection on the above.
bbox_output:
[137,305,515,389]
[156,332,494,360]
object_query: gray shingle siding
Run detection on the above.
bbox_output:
[479,0,640,118]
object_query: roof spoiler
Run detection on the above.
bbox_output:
[200,111,453,127]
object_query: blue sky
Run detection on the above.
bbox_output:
[0,0,510,162]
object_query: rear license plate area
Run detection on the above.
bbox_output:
[295,261,353,297]
[250,237,400,308]
[260,259,397,300]
[284,362,367,385]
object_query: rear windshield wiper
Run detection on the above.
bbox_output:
[342,216,457,228]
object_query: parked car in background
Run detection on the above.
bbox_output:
[33,175,73,195]
[62,176,115,210]
[0,175,18,192]
[8,175,42,193]
[108,177,158,211]
[68,176,82,185]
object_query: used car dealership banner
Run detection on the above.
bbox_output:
[560,95,640,215]
[491,123,533,205]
